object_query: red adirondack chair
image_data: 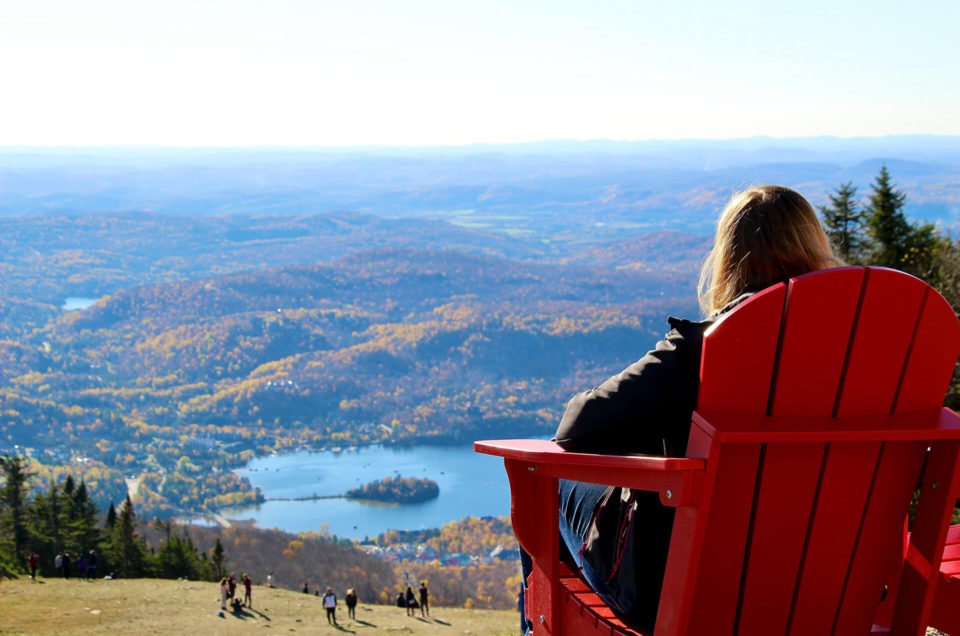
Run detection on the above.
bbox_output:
[475,266,960,635]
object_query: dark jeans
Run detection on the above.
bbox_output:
[519,479,620,634]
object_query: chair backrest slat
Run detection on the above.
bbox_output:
[769,267,864,416]
[698,283,785,414]
[836,268,928,417]
[895,284,960,412]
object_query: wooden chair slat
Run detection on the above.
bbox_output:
[787,441,883,636]
[837,268,927,417]
[770,266,864,416]
[896,285,960,412]
[698,282,784,413]
[657,433,761,635]
[833,441,927,634]
[735,442,825,636]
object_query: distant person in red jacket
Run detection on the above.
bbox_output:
[28,552,39,580]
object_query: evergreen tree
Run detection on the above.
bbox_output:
[105,500,117,530]
[71,480,100,555]
[819,182,864,262]
[863,166,938,274]
[0,456,33,565]
[28,480,65,575]
[211,536,225,580]
[865,165,908,268]
[108,495,146,578]
[150,519,215,581]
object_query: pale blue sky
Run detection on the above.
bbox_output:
[2,0,957,146]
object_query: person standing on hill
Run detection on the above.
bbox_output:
[242,573,253,608]
[345,588,358,620]
[405,586,416,616]
[87,550,97,580]
[76,554,87,580]
[54,551,63,577]
[62,552,71,579]
[28,552,39,580]
[227,572,237,599]
[219,577,229,611]
[322,587,337,625]
[419,581,429,617]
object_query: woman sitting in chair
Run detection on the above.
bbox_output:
[523,184,844,630]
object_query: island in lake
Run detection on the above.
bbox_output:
[347,476,440,504]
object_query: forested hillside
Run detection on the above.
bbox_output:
[1,246,697,516]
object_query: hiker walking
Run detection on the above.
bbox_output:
[322,587,337,625]
[345,588,358,620]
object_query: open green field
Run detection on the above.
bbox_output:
[0,577,519,636]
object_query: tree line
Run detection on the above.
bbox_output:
[0,456,225,581]
[819,166,960,409]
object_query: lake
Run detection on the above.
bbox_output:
[62,297,97,311]
[222,444,515,540]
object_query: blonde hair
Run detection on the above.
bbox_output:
[698,185,843,315]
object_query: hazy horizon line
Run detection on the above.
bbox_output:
[3,133,960,153]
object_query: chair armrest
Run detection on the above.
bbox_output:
[475,439,705,507]
[693,408,960,444]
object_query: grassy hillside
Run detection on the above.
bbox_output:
[0,576,519,635]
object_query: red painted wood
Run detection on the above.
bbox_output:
[475,439,704,471]
[736,442,825,635]
[788,442,883,635]
[837,268,927,417]
[942,544,960,561]
[698,282,785,413]
[770,266,864,416]
[873,519,910,630]
[891,440,960,634]
[692,409,960,444]
[503,458,560,634]
[895,286,960,412]
[475,440,705,506]
[656,431,761,635]
[947,525,960,544]
[833,441,927,634]
[931,575,960,634]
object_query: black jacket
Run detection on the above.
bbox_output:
[554,315,709,458]
[552,298,748,626]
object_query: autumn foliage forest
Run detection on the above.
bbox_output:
[1,227,699,516]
